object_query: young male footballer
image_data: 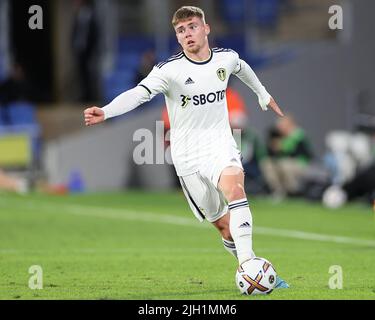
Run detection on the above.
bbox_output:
[84,6,289,289]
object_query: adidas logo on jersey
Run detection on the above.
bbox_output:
[239,222,251,228]
[185,77,195,85]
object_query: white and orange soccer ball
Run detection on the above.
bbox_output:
[235,257,277,295]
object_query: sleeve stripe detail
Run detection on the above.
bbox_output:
[212,47,235,53]
[138,84,152,95]
[233,60,242,74]
[169,52,184,59]
[156,52,184,69]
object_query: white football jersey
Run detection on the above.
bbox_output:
[139,48,270,177]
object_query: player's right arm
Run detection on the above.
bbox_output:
[84,66,168,126]
[84,86,151,126]
[84,106,105,126]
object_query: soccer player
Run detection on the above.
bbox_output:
[84,6,288,289]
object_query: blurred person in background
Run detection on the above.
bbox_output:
[0,63,32,124]
[323,131,360,186]
[84,6,288,288]
[323,162,375,209]
[71,0,99,102]
[322,130,375,208]
[262,114,313,200]
[134,49,157,86]
[0,169,28,194]
[0,168,70,195]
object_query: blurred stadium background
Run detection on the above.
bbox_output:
[0,0,373,198]
[0,0,375,300]
[1,0,374,201]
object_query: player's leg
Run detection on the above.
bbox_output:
[218,166,255,265]
[217,166,290,288]
[211,213,237,258]
[179,172,238,258]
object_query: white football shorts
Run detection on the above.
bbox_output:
[179,146,243,223]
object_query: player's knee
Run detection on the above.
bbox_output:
[225,183,246,202]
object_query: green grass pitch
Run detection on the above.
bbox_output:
[0,191,374,300]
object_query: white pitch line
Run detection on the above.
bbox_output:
[1,198,375,248]
[254,227,375,247]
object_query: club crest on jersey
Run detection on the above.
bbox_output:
[217,68,226,81]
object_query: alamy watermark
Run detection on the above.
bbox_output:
[328,5,343,30]
[328,265,343,289]
[28,5,43,30]
[132,121,242,165]
[28,265,43,290]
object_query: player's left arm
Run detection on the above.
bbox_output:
[267,96,284,117]
[233,58,284,117]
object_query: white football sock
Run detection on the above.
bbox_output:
[229,198,255,265]
[222,238,237,258]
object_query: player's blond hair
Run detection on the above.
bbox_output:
[172,6,206,27]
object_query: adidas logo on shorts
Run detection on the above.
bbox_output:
[239,222,251,228]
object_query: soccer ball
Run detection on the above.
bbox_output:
[235,257,277,295]
[322,185,347,209]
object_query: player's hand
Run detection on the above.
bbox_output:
[84,106,105,126]
[268,97,284,117]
